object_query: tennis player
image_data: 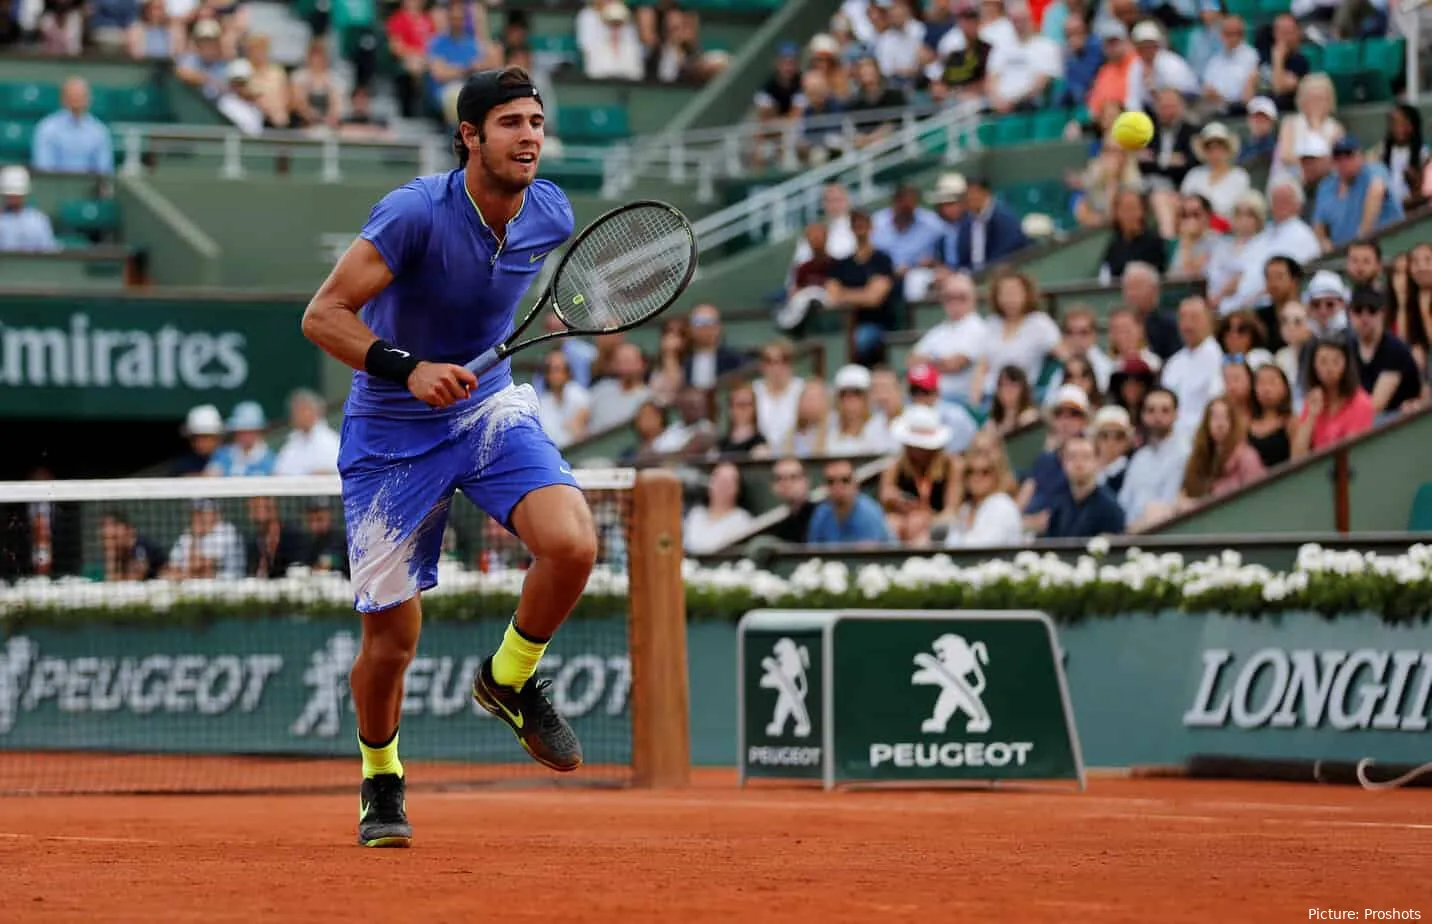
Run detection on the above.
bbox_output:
[302,66,596,849]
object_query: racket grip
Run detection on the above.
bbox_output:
[464,347,502,377]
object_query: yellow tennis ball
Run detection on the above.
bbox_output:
[1111,111,1155,151]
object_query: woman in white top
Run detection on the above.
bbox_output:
[825,364,893,455]
[969,270,1061,405]
[1272,74,1343,185]
[785,378,831,457]
[752,338,804,451]
[1168,192,1223,280]
[944,435,1024,548]
[535,351,591,449]
[682,461,755,555]
[1274,301,1312,408]
[1181,122,1251,223]
[1206,190,1267,313]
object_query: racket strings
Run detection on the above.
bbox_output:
[553,206,695,332]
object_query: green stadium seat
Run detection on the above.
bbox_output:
[1031,109,1070,142]
[56,199,120,236]
[985,114,1032,147]
[97,85,168,122]
[557,105,630,143]
[57,233,93,249]
[1361,37,1405,81]
[1002,180,1066,216]
[1321,41,1361,75]
[0,120,33,162]
[1,81,60,120]
[529,33,579,58]
[1409,482,1432,531]
[1168,26,1193,58]
[1332,70,1392,104]
[1225,0,1258,19]
[1302,43,1324,72]
[330,0,375,30]
[1256,0,1291,17]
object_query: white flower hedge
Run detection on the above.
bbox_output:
[4,542,1432,626]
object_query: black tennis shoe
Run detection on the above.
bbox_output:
[472,657,583,772]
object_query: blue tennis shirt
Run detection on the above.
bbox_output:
[345,169,574,419]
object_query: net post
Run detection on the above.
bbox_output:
[626,468,690,789]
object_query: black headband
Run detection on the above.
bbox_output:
[455,70,542,128]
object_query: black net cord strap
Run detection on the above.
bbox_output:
[0,470,640,795]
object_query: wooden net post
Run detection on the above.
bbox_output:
[627,468,691,788]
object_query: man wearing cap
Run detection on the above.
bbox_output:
[1239,96,1279,166]
[175,21,232,101]
[906,363,978,452]
[30,77,114,175]
[1015,383,1091,520]
[1347,286,1421,415]
[168,404,226,477]
[926,172,967,270]
[303,67,592,845]
[0,166,58,253]
[204,401,277,477]
[1291,132,1333,196]
[1124,21,1197,113]
[1312,137,1404,252]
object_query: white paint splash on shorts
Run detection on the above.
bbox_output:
[348,481,449,612]
[450,383,542,473]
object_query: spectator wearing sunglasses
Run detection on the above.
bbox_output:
[806,458,892,546]
[1312,137,1404,253]
[1347,286,1421,416]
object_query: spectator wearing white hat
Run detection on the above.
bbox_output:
[1181,123,1251,223]
[879,404,960,546]
[206,401,277,477]
[583,2,644,81]
[927,172,968,272]
[1239,96,1280,167]
[826,364,895,455]
[1161,295,1226,440]
[1015,383,1090,521]
[0,167,58,253]
[175,20,233,101]
[1124,20,1197,113]
[216,58,265,136]
[1092,405,1136,495]
[167,405,226,477]
[1304,268,1350,338]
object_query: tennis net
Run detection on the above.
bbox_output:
[0,469,689,795]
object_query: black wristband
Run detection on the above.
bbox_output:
[365,340,422,386]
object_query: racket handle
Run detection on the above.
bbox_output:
[464,347,502,377]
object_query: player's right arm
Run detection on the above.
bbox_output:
[301,192,477,408]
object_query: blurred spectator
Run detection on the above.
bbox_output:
[792,183,857,269]
[1391,243,1432,369]
[1207,190,1266,310]
[299,500,349,575]
[0,465,81,580]
[622,400,667,464]
[1257,14,1310,113]
[31,78,114,175]
[582,2,643,81]
[977,0,1017,50]
[1349,287,1421,415]
[1304,265,1348,336]
[753,339,804,451]
[647,316,688,406]
[847,57,909,150]
[805,32,853,100]
[943,436,1025,547]
[949,177,1029,273]
[906,363,980,452]
[684,304,745,389]
[648,8,727,83]
[99,511,165,581]
[1345,238,1385,292]
[1055,12,1103,110]
[1183,0,1223,77]
[533,314,596,393]
[927,172,968,266]
[1118,386,1190,527]
[340,85,395,141]
[1260,255,1307,353]
[1292,335,1375,458]
[1121,262,1181,360]
[870,367,903,423]
[716,383,770,457]
[794,69,845,165]
[205,401,277,476]
[651,384,717,457]
[872,0,924,86]
[1042,0,1092,42]
[1174,396,1265,513]
[825,210,899,367]
[1092,404,1136,495]
[1107,303,1164,374]
[163,499,245,581]
[89,0,139,51]
[1048,355,1105,410]
[987,364,1042,435]
[1018,383,1091,519]
[1274,300,1312,400]
[1140,88,1199,237]
[909,270,986,404]
[243,34,292,129]
[588,342,651,432]
[1198,14,1258,117]
[970,270,1059,405]
[168,404,225,476]
[244,495,302,579]
[1293,133,1334,203]
[1075,134,1144,228]
[1162,295,1225,439]
[807,457,892,545]
[386,0,434,118]
[127,0,175,60]
[1240,96,1279,166]
[1313,137,1404,252]
[1272,73,1342,187]
[1044,305,1114,395]
[1086,21,1134,116]
[872,184,944,303]
[987,0,1061,114]
[536,351,591,449]
[1043,434,1126,538]
[1101,188,1168,280]
[781,224,835,334]
[880,405,959,545]
[827,364,894,455]
[590,332,628,384]
[1375,104,1429,214]
[1249,361,1295,467]
[37,0,84,54]
[754,41,803,122]
[1169,193,1220,279]
[0,166,58,253]
[1182,122,1251,225]
[1227,179,1319,312]
[768,456,815,545]
[1109,356,1158,418]
[175,20,232,101]
[925,6,991,105]
[217,60,266,135]
[273,389,340,476]
[787,379,832,456]
[683,462,754,554]
[1216,308,1273,369]
[1124,21,1196,112]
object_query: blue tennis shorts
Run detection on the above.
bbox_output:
[337,383,579,613]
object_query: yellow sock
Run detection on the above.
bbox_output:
[490,619,549,690]
[359,729,404,779]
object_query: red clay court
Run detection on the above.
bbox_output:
[5,770,1431,923]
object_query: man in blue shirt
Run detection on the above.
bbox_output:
[1044,434,1127,539]
[303,67,589,847]
[1313,137,1404,251]
[871,184,945,303]
[0,166,59,252]
[806,458,893,545]
[30,78,114,175]
[427,4,487,123]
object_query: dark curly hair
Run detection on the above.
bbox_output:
[452,65,537,167]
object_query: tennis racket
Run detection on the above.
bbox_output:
[464,199,698,377]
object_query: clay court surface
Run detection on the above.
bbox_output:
[5,770,1431,923]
